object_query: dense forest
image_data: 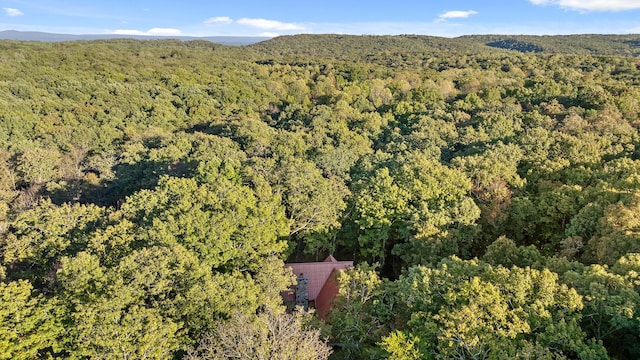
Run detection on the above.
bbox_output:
[1,34,640,359]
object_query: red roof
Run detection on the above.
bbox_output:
[315,268,341,319]
[284,256,353,302]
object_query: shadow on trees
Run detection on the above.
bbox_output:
[49,159,197,208]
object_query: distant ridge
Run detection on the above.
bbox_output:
[3,31,640,56]
[250,33,640,58]
[461,34,640,56]
[0,30,269,46]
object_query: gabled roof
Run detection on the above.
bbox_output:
[315,268,341,319]
[285,256,353,301]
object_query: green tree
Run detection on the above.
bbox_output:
[118,160,289,270]
[327,264,391,359]
[379,331,421,360]
[389,258,606,359]
[583,192,640,265]
[482,236,545,269]
[452,142,525,249]
[269,157,349,254]
[561,264,639,358]
[1,200,106,288]
[185,310,332,360]
[350,151,480,267]
[0,280,63,359]
[16,146,62,185]
[72,299,180,359]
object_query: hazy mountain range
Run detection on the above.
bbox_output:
[0,30,268,45]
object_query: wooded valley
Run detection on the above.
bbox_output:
[1,34,640,359]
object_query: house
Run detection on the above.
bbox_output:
[284,255,353,319]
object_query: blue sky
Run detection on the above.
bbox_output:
[1,0,640,37]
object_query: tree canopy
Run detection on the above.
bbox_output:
[2,34,640,358]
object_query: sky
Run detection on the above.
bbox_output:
[1,0,640,38]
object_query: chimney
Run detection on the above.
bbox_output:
[295,274,309,311]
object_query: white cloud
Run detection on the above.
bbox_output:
[237,18,303,30]
[3,8,24,17]
[112,29,147,35]
[204,16,232,24]
[260,32,280,37]
[438,10,478,22]
[529,0,640,11]
[147,28,182,36]
[112,28,182,36]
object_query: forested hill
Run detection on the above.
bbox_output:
[2,37,640,359]
[252,33,640,57]
[249,34,485,59]
[465,34,640,56]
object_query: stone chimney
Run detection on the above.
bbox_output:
[295,274,309,311]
